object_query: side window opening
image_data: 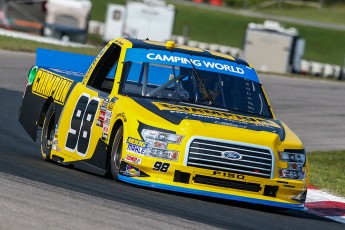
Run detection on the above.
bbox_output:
[87,43,121,93]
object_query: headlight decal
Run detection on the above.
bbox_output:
[280,149,306,166]
[133,121,182,161]
[138,121,177,137]
[278,149,307,180]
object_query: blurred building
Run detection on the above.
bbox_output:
[0,0,91,43]
[243,20,305,74]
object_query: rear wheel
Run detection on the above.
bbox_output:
[41,103,56,161]
[110,126,123,180]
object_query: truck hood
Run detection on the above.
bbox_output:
[132,97,286,141]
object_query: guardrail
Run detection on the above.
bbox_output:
[300,60,344,80]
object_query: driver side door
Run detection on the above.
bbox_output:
[57,43,122,162]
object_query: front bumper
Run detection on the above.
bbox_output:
[117,161,307,210]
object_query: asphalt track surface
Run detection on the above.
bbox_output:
[0,50,344,230]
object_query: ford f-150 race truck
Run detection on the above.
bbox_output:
[19,38,309,209]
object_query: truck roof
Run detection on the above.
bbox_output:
[125,38,251,68]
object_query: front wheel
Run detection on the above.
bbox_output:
[40,103,56,161]
[110,126,123,180]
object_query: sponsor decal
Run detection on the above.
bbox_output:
[153,102,280,128]
[102,133,108,140]
[104,118,110,126]
[97,98,110,126]
[102,126,109,133]
[127,137,147,148]
[32,69,73,105]
[213,171,245,180]
[126,143,146,155]
[222,151,242,160]
[125,155,142,164]
[105,110,112,119]
[124,49,259,82]
[96,110,106,127]
[123,164,140,177]
[126,137,147,155]
[102,125,109,141]
[96,98,114,141]
[146,53,244,75]
[115,112,127,122]
[107,97,118,110]
[100,98,109,111]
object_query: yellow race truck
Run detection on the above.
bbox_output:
[19,38,309,209]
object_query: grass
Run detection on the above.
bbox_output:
[308,150,345,197]
[90,0,125,21]
[173,4,260,48]
[0,35,101,55]
[259,5,345,25]
[173,4,345,65]
[284,23,345,65]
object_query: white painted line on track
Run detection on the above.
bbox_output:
[307,189,345,203]
[306,187,345,224]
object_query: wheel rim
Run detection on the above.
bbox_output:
[45,112,55,150]
[113,134,123,170]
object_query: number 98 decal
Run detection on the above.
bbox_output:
[65,93,99,156]
[153,162,170,172]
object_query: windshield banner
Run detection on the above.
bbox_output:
[125,48,259,82]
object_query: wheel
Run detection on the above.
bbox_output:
[110,126,123,180]
[40,103,56,161]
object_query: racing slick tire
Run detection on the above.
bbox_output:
[110,126,123,181]
[40,103,56,161]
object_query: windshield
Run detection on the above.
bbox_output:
[119,48,272,118]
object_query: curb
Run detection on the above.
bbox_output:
[306,186,345,224]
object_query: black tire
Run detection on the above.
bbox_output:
[110,126,123,180]
[40,103,56,161]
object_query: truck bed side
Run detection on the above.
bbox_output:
[18,49,95,141]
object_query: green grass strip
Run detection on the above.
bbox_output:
[309,150,345,197]
[173,4,345,65]
[259,6,345,25]
[0,35,100,55]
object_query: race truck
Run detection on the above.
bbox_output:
[18,38,309,209]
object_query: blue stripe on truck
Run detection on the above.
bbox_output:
[36,48,95,75]
[118,175,306,210]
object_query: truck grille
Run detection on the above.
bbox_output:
[187,138,273,178]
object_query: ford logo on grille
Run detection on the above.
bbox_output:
[222,151,242,160]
